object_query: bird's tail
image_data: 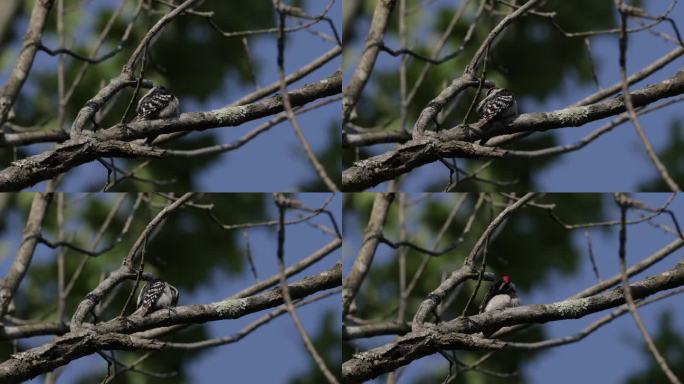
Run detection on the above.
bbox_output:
[131,306,148,317]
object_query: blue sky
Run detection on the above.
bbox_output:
[343,193,684,383]
[346,1,684,192]
[0,0,340,192]
[0,193,341,383]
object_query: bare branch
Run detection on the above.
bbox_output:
[275,7,339,192]
[343,261,684,382]
[0,193,52,317]
[617,6,680,191]
[342,69,684,190]
[343,0,397,123]
[343,193,395,315]
[615,193,681,384]
[0,73,341,191]
[0,265,341,383]
[0,0,55,127]
[274,193,339,384]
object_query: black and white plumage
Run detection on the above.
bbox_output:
[473,88,517,129]
[479,275,519,314]
[136,86,180,121]
[135,86,179,144]
[477,275,520,337]
[134,279,179,316]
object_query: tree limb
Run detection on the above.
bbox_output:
[342,260,684,382]
[342,69,684,191]
[342,0,397,123]
[0,193,52,317]
[0,72,341,191]
[0,264,341,383]
[0,0,55,127]
[342,193,395,314]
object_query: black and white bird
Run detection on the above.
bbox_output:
[472,88,517,130]
[136,86,179,121]
[134,86,180,143]
[134,279,179,316]
[477,275,520,337]
[479,275,520,314]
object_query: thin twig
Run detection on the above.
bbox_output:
[616,4,680,191]
[615,192,681,384]
[275,5,339,192]
[274,193,339,384]
[585,230,600,281]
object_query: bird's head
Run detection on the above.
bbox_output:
[498,275,516,294]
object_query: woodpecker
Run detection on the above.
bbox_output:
[134,86,180,144]
[479,275,519,313]
[472,87,518,130]
[134,279,179,316]
[477,275,520,337]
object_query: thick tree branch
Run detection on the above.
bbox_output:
[0,322,68,340]
[159,288,341,350]
[0,139,164,191]
[342,137,507,191]
[0,72,341,191]
[342,69,684,191]
[343,321,411,340]
[342,261,684,382]
[0,264,340,383]
[0,130,69,148]
[96,71,340,141]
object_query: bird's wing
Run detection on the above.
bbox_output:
[136,280,164,315]
[482,92,513,120]
[137,92,173,119]
[476,94,492,115]
[479,282,501,313]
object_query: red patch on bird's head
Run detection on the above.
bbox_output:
[502,275,510,284]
